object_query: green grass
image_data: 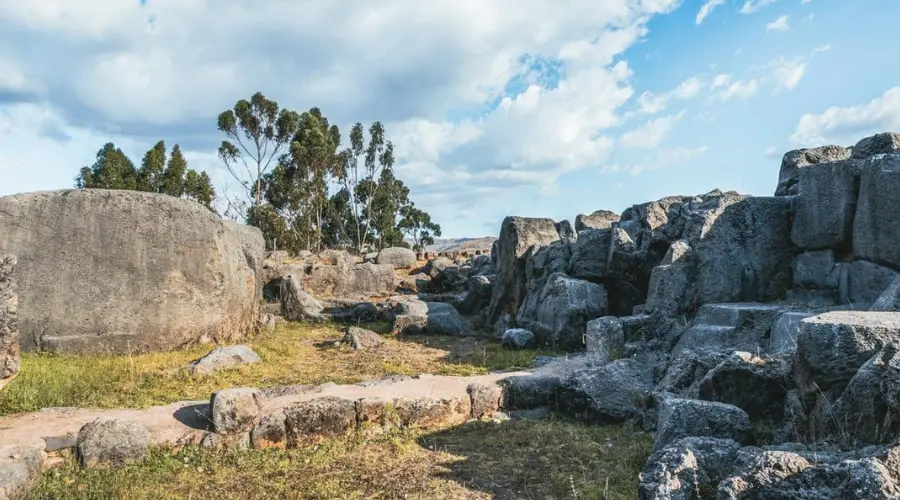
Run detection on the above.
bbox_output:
[0,322,558,416]
[29,416,651,500]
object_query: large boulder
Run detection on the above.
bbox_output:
[853,153,900,268]
[559,356,657,422]
[280,275,326,321]
[515,272,607,349]
[775,144,851,196]
[654,398,751,452]
[851,132,900,159]
[0,190,264,354]
[566,228,611,281]
[305,262,396,298]
[638,437,742,500]
[486,217,560,331]
[574,209,620,231]
[697,352,792,422]
[0,256,17,389]
[791,159,862,250]
[375,247,417,269]
[391,299,471,336]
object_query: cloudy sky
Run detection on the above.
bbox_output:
[1,0,898,237]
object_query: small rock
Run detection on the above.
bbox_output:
[342,327,383,350]
[187,345,261,375]
[76,418,150,468]
[501,328,535,349]
[251,412,287,449]
[211,388,263,435]
[468,383,505,419]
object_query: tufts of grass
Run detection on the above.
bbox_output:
[29,416,651,500]
[0,322,557,416]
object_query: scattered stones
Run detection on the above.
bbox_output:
[342,327,383,350]
[187,345,261,375]
[501,328,535,349]
[76,418,151,468]
[211,388,263,435]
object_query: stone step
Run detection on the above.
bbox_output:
[693,302,782,328]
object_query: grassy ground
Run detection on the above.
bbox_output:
[29,417,651,500]
[0,322,560,416]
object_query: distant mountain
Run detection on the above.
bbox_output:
[420,237,497,254]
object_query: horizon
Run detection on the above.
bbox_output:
[1,1,898,238]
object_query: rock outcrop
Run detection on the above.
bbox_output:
[0,256,17,390]
[0,190,264,355]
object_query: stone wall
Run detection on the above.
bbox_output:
[0,189,265,355]
[0,255,18,389]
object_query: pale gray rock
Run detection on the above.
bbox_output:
[342,327,383,350]
[775,144,851,196]
[0,256,17,388]
[638,437,742,500]
[501,328,535,349]
[76,418,151,468]
[585,316,624,363]
[516,272,607,349]
[392,299,471,336]
[0,189,264,354]
[280,275,326,321]
[574,209,620,231]
[187,345,261,375]
[555,219,577,244]
[211,388,263,435]
[375,247,417,269]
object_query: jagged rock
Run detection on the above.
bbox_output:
[515,272,607,349]
[795,311,900,393]
[523,242,571,288]
[769,310,816,355]
[638,437,742,500]
[501,328,535,349]
[673,303,781,355]
[585,316,624,363]
[76,418,151,468]
[0,190,264,354]
[284,397,357,447]
[187,345,261,375]
[654,398,751,452]
[560,356,657,423]
[845,260,898,308]
[851,132,900,159]
[375,247,417,269]
[555,219,577,244]
[211,388,263,435]
[457,275,493,315]
[392,299,471,336]
[792,250,841,289]
[854,153,900,268]
[0,256,17,389]
[791,159,862,250]
[872,276,900,311]
[469,254,493,277]
[698,352,792,421]
[486,216,560,331]
[429,266,468,293]
[342,327,383,350]
[422,257,455,278]
[280,275,326,321]
[775,144,851,196]
[645,240,693,315]
[658,349,731,398]
[574,209,620,231]
[566,228,611,281]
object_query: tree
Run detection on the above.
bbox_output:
[184,170,216,210]
[217,92,300,212]
[369,166,409,249]
[399,204,442,252]
[76,143,140,190]
[162,145,187,197]
[139,140,167,192]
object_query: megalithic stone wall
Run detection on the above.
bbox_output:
[0,255,18,389]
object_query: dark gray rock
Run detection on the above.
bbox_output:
[280,275,326,321]
[457,275,493,315]
[854,153,900,268]
[574,210,620,231]
[468,254,493,277]
[638,437,742,500]
[658,349,731,398]
[555,219,577,244]
[515,272,607,349]
[0,255,17,389]
[0,190,264,354]
[846,260,899,308]
[501,328,535,349]
[791,159,862,250]
[76,418,151,468]
[566,228,611,281]
[776,144,851,196]
[392,299,471,336]
[560,357,657,423]
[792,250,840,289]
[342,327,383,350]
[187,345,261,375]
[795,311,900,393]
[698,352,792,421]
[654,398,751,451]
[871,276,900,311]
[585,316,624,363]
[645,240,693,315]
[851,132,900,159]
[486,217,560,332]
[211,388,263,435]
[375,247,417,269]
[501,374,562,410]
[769,310,817,355]
[673,303,781,356]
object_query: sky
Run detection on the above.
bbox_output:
[0,0,899,238]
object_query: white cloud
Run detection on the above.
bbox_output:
[630,146,709,175]
[764,146,780,159]
[811,44,831,56]
[766,15,790,31]
[740,0,779,14]
[770,57,805,92]
[696,0,726,24]
[790,86,900,146]
[638,77,703,114]
[619,111,686,149]
[715,79,759,102]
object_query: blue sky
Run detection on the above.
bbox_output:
[0,0,898,238]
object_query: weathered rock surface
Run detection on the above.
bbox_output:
[775,144,851,196]
[342,327,383,350]
[0,256,17,389]
[654,398,751,451]
[211,388,263,435]
[638,437,742,500]
[305,262,396,298]
[280,275,326,321]
[566,228,611,281]
[697,352,792,421]
[486,217,560,331]
[673,303,782,355]
[851,132,900,159]
[375,247,417,269]
[560,356,657,423]
[574,209,620,231]
[516,272,607,349]
[501,328,535,349]
[457,274,493,315]
[76,418,150,468]
[392,299,471,336]
[854,153,900,268]
[0,189,264,354]
[790,159,861,250]
[585,316,624,363]
[0,445,42,500]
[187,345,261,375]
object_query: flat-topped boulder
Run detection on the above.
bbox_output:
[0,189,264,354]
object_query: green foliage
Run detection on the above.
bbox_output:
[75,142,216,210]
[399,204,442,252]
